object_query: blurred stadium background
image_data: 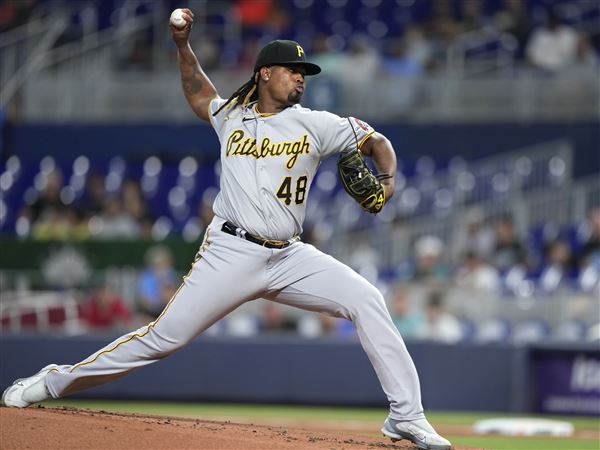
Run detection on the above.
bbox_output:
[0,0,599,418]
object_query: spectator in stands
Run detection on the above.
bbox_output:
[333,317,357,338]
[450,207,495,264]
[577,209,600,292]
[403,25,435,71]
[188,35,220,70]
[81,282,132,331]
[494,0,532,55]
[587,323,600,342]
[114,13,156,70]
[411,235,450,284]
[188,188,218,236]
[199,189,216,228]
[234,0,290,41]
[576,34,599,69]
[259,303,296,334]
[311,33,344,75]
[21,168,86,240]
[383,24,433,78]
[417,291,462,344]
[96,197,140,239]
[22,169,67,224]
[390,286,424,339]
[301,35,344,111]
[457,0,490,33]
[579,208,600,267]
[455,251,501,294]
[296,313,355,338]
[32,207,84,241]
[77,173,106,220]
[526,9,580,73]
[137,245,178,319]
[312,314,356,338]
[538,239,575,293]
[234,0,274,31]
[0,0,37,33]
[383,38,424,79]
[181,192,216,243]
[121,179,152,227]
[491,215,528,273]
[338,36,380,86]
[425,0,461,69]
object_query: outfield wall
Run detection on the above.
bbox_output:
[1,335,598,414]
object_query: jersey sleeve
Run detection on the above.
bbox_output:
[207,97,229,135]
[317,113,375,160]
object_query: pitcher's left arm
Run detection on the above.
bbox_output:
[360,133,396,201]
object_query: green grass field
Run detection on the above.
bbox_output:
[42,400,599,450]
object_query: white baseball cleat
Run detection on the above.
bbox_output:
[382,416,452,450]
[1,364,58,408]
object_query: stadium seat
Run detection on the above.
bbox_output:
[512,319,551,344]
[552,320,587,342]
[475,318,512,343]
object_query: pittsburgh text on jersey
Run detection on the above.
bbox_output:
[226,129,310,170]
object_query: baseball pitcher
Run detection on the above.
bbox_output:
[3,9,450,450]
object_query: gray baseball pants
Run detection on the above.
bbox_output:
[45,215,425,420]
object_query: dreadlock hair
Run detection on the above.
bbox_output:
[213,72,259,116]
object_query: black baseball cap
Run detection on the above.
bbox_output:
[254,40,321,76]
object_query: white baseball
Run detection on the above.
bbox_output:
[170,9,186,28]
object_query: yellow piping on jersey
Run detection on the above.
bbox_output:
[358,130,375,149]
[69,230,212,373]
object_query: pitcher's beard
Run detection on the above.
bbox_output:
[288,90,303,104]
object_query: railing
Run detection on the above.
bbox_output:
[11,67,598,123]
[446,29,518,77]
[399,283,599,327]
[0,290,81,334]
[1,269,597,341]
[327,174,599,271]
[0,0,242,118]
[336,174,598,266]
[1,1,598,122]
[327,139,573,227]
[0,1,109,109]
[0,10,158,112]
[0,10,66,107]
[555,1,600,36]
[322,141,600,269]
[0,16,69,110]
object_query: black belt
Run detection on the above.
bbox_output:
[221,221,296,249]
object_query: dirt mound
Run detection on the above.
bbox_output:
[1,406,423,449]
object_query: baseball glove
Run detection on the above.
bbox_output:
[338,149,386,214]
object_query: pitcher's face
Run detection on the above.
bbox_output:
[261,65,306,106]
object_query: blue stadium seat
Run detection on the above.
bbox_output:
[512,319,551,344]
[475,318,512,343]
[459,318,476,342]
[552,319,587,342]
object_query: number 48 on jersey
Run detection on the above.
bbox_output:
[277,176,308,205]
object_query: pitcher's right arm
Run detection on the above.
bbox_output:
[170,9,218,122]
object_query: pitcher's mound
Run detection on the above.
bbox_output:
[1,406,418,449]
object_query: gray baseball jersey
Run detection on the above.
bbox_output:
[209,99,374,240]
